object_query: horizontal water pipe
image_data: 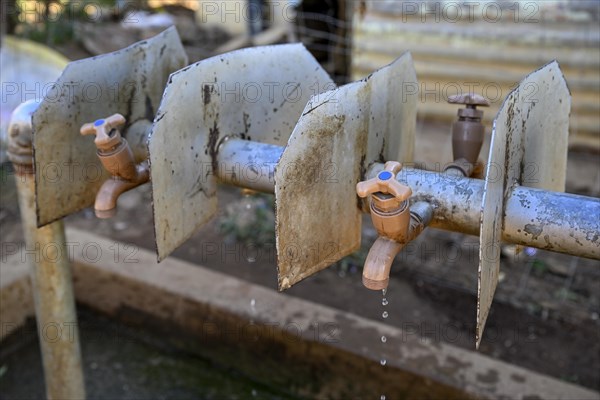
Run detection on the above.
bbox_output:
[216,139,600,260]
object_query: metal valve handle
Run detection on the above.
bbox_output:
[80,113,138,181]
[356,161,412,201]
[80,113,126,152]
[448,93,490,108]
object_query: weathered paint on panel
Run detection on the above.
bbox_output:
[33,27,188,226]
[275,53,417,290]
[149,44,333,261]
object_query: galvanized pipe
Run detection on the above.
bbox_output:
[373,164,600,260]
[504,186,600,259]
[9,100,86,400]
[217,137,281,193]
[396,166,484,236]
[216,139,600,260]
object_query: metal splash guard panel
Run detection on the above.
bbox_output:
[33,27,187,226]
[149,43,333,261]
[477,61,571,347]
[275,52,417,290]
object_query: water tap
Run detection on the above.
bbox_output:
[446,93,489,176]
[356,161,413,290]
[80,114,149,218]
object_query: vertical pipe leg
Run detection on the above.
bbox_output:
[9,100,86,399]
[15,174,86,400]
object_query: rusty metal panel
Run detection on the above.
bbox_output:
[149,44,333,261]
[32,27,187,227]
[477,61,571,347]
[275,52,417,290]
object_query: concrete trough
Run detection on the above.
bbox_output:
[1,228,598,400]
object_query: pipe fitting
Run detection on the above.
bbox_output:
[448,93,489,165]
[6,100,41,174]
[357,161,412,243]
[444,157,475,178]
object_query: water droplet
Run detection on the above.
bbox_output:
[83,209,95,219]
[250,299,256,308]
[382,298,388,306]
[247,256,256,263]
[382,311,388,319]
[382,288,387,296]
[381,335,387,343]
[251,389,257,397]
[380,395,386,400]
[245,203,252,209]
[380,359,387,366]
[113,221,128,231]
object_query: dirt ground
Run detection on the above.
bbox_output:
[1,17,600,393]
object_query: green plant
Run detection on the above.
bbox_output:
[555,288,579,302]
[531,259,547,276]
[15,0,117,45]
[219,194,275,247]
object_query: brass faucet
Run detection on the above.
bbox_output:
[445,93,489,177]
[80,114,149,218]
[356,161,412,290]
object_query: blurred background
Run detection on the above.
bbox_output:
[1,0,599,398]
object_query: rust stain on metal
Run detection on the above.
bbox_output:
[149,44,333,261]
[477,61,571,348]
[207,117,220,172]
[203,83,212,105]
[523,223,543,239]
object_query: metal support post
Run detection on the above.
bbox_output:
[8,100,86,400]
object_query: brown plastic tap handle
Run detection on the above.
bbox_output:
[80,114,126,151]
[356,161,412,201]
[448,93,489,107]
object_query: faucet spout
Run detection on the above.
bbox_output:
[363,237,404,290]
[94,162,149,218]
[362,201,434,291]
[81,114,151,218]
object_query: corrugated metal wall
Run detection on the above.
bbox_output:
[352,0,599,149]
